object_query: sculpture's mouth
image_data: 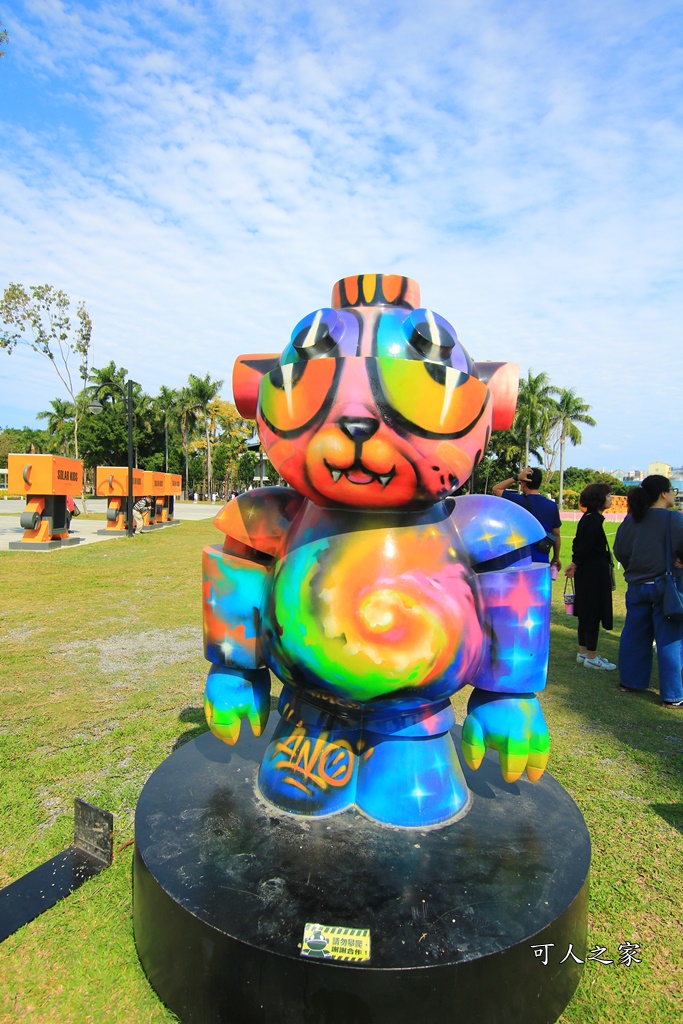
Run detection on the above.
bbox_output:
[324,460,396,488]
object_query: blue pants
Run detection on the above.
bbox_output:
[618,581,683,703]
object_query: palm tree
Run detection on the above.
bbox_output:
[514,370,559,469]
[37,398,75,456]
[187,373,224,497]
[86,362,151,467]
[177,386,198,499]
[154,386,180,472]
[550,389,596,509]
[131,387,155,467]
[88,360,129,393]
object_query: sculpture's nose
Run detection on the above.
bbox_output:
[338,417,379,442]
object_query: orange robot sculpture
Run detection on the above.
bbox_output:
[96,466,145,532]
[8,454,84,548]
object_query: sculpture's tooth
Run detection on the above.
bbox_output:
[379,474,392,487]
[330,469,342,483]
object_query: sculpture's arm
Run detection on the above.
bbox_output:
[202,487,305,744]
[449,494,551,783]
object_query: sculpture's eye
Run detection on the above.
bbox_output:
[405,309,456,363]
[291,308,344,359]
[374,358,489,438]
[259,359,338,435]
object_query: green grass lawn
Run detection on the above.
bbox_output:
[0,519,681,1023]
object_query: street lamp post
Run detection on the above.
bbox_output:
[87,378,136,538]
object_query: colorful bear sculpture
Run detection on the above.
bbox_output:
[202,274,551,828]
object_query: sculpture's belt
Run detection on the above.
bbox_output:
[278,685,455,738]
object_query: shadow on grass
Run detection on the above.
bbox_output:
[547,605,683,799]
[651,803,683,836]
[173,692,282,752]
[174,705,209,750]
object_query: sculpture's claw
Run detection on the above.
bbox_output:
[247,682,270,737]
[204,695,242,745]
[461,715,486,771]
[204,665,271,746]
[525,744,550,782]
[463,691,550,784]
[498,741,529,784]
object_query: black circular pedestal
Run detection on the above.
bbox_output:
[133,724,590,1024]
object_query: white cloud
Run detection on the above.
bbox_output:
[2,0,683,470]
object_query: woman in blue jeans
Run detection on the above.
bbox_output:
[613,475,683,707]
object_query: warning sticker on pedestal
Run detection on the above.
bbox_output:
[301,922,371,962]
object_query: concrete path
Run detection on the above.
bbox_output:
[0,498,220,552]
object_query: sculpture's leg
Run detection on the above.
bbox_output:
[258,693,359,816]
[356,730,470,828]
[355,700,470,828]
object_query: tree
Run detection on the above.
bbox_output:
[1,284,92,457]
[514,370,559,469]
[236,451,258,490]
[187,373,224,497]
[0,427,46,469]
[153,385,180,473]
[544,389,596,509]
[264,458,280,485]
[475,429,523,493]
[132,386,156,465]
[78,362,138,477]
[37,398,75,456]
[177,386,198,498]
[556,468,626,499]
[473,369,559,492]
[212,400,252,493]
[212,443,229,495]
[0,20,8,58]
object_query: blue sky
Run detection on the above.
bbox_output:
[1,0,682,474]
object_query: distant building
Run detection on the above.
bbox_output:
[616,464,683,488]
[607,463,683,512]
[618,468,644,484]
[645,463,683,503]
[614,462,683,508]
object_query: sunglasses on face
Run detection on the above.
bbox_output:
[258,357,491,440]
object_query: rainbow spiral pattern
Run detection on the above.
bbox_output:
[262,505,484,703]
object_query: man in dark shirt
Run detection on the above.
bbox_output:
[493,467,562,568]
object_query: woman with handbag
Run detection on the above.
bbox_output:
[564,483,615,671]
[613,474,683,707]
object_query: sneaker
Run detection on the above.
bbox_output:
[576,653,587,664]
[661,699,683,708]
[584,656,617,671]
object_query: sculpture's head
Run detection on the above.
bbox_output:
[233,274,518,510]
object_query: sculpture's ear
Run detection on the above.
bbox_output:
[232,355,280,419]
[473,361,519,430]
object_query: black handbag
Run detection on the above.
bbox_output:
[536,533,555,555]
[661,512,683,623]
